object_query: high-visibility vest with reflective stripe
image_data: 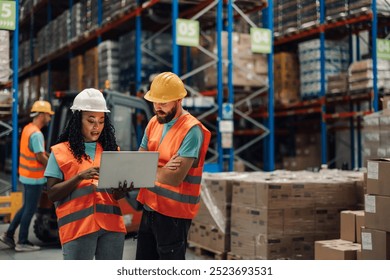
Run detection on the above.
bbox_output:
[51,142,126,245]
[137,114,211,219]
[18,123,45,179]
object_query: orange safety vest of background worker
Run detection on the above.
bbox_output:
[18,123,46,179]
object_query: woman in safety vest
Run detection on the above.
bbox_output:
[44,88,132,260]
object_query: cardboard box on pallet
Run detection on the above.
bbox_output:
[315,207,343,234]
[232,179,292,209]
[284,207,316,234]
[340,210,365,243]
[365,194,390,232]
[190,173,235,253]
[231,204,284,235]
[231,231,314,260]
[230,231,289,260]
[366,159,390,196]
[361,228,390,260]
[188,221,230,254]
[315,239,360,260]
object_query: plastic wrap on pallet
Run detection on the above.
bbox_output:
[0,31,11,84]
[198,172,248,234]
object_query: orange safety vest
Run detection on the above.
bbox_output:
[137,114,211,219]
[51,142,126,245]
[18,123,45,179]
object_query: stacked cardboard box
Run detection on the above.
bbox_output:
[327,73,348,95]
[315,210,364,260]
[225,169,363,259]
[195,31,268,89]
[348,59,390,93]
[83,47,99,89]
[363,159,390,259]
[188,173,235,254]
[69,55,84,92]
[362,111,390,165]
[274,52,300,104]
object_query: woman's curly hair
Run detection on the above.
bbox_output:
[57,110,118,163]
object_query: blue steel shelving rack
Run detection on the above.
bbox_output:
[274,0,382,170]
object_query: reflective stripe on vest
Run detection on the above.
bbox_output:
[58,204,122,227]
[147,185,201,204]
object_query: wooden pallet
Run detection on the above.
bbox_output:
[227,252,263,260]
[188,241,227,260]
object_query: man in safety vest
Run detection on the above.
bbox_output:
[136,72,211,260]
[0,100,54,252]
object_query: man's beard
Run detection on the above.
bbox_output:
[155,105,177,124]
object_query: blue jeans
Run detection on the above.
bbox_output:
[136,209,192,260]
[7,183,43,244]
[62,229,125,260]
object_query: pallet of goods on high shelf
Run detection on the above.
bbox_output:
[273,0,299,36]
[325,0,349,22]
[298,0,320,30]
[326,72,349,95]
[193,31,268,91]
[348,59,390,94]
[0,31,11,85]
[349,0,390,16]
[0,90,12,118]
[98,41,120,91]
[362,111,390,165]
[274,52,300,104]
[298,38,349,100]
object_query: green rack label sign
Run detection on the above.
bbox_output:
[377,39,390,60]
[0,1,16,30]
[176,19,199,47]
[250,27,271,54]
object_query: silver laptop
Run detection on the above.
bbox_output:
[97,151,159,189]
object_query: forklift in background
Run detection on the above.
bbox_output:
[33,89,153,242]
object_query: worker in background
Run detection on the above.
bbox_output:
[44,88,132,260]
[0,100,54,252]
[135,72,211,260]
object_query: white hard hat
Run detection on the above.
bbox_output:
[70,88,110,113]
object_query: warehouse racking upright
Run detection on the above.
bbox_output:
[7,0,274,191]
[273,0,389,170]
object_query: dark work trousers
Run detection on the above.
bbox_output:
[136,209,192,260]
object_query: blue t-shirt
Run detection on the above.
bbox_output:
[45,142,97,180]
[140,116,203,158]
[19,131,47,185]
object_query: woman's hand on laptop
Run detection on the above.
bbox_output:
[112,180,134,200]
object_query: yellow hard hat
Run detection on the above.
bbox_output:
[144,72,187,103]
[31,100,54,115]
